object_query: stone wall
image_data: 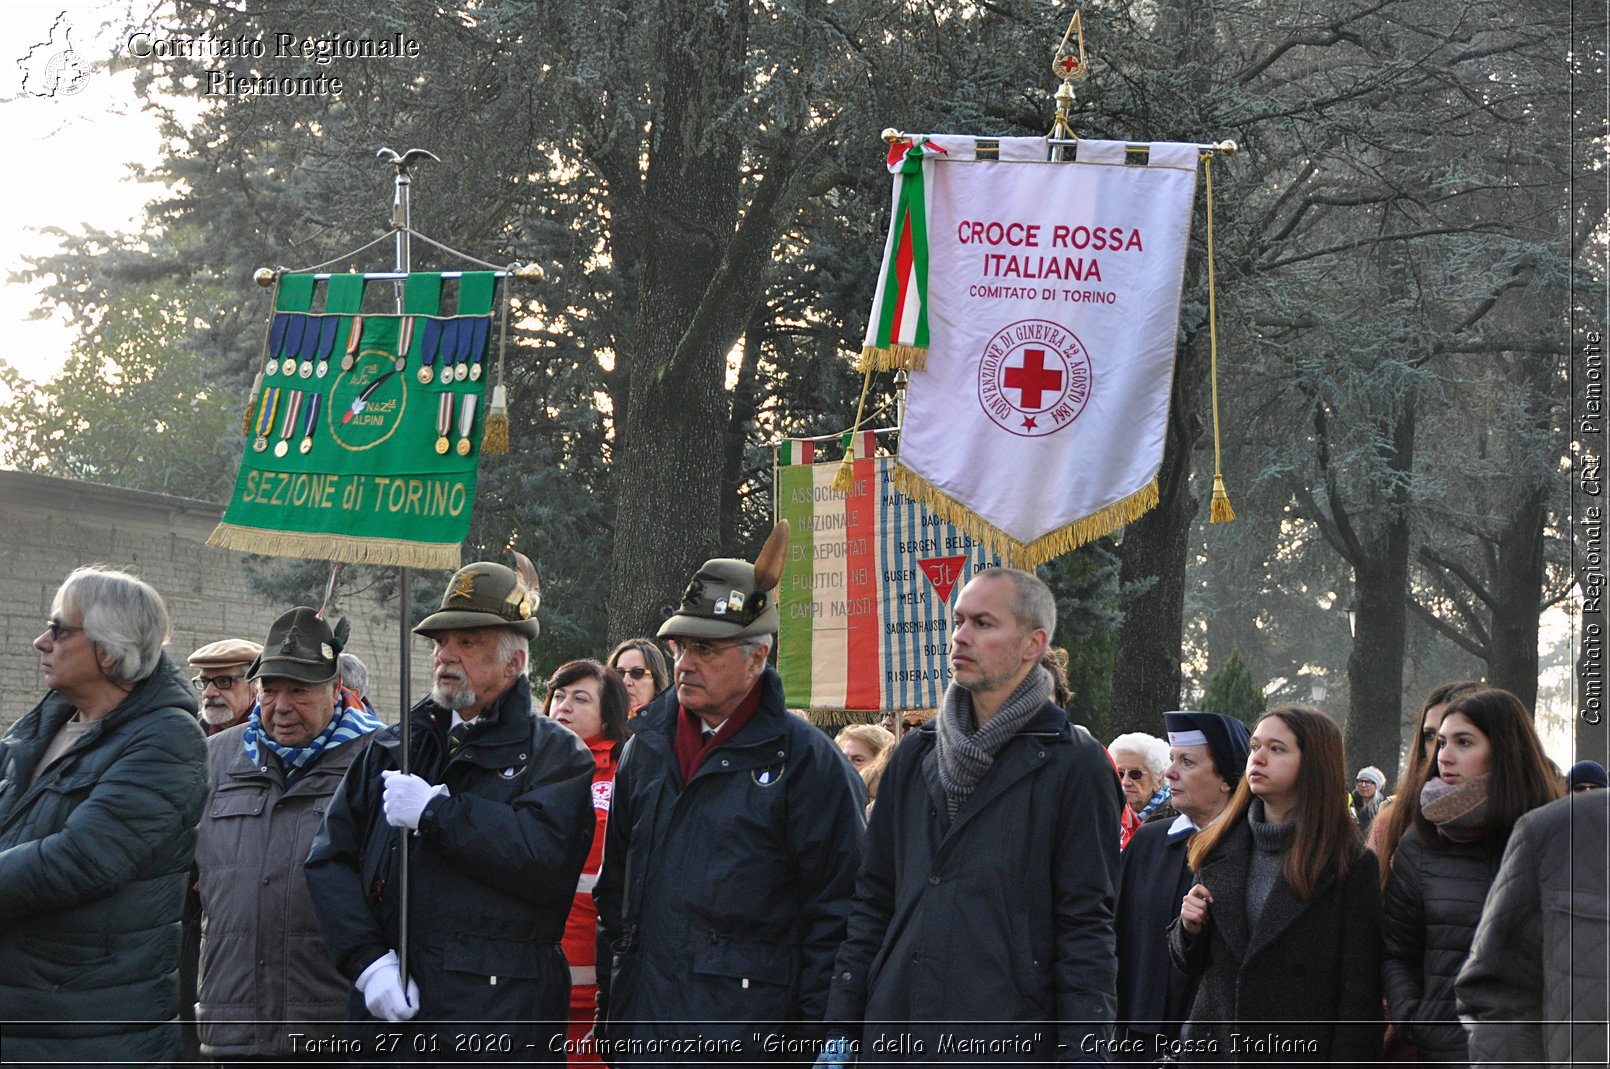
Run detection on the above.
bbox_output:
[0,470,434,733]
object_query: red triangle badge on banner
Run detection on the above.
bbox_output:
[918,555,970,603]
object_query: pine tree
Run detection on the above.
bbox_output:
[1200,649,1263,726]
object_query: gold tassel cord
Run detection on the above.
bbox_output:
[482,275,513,454]
[245,278,281,435]
[833,361,878,493]
[891,464,1159,568]
[1203,153,1235,524]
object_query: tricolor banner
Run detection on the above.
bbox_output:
[776,452,999,714]
[207,271,498,569]
[866,136,1200,565]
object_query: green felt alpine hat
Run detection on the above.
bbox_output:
[658,522,789,641]
[414,559,540,639]
[248,606,341,684]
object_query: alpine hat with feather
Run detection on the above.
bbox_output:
[658,522,790,641]
[414,552,542,639]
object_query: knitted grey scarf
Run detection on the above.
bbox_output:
[935,665,1052,820]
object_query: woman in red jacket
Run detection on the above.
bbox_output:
[542,659,631,1067]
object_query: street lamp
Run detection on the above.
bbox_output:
[1310,677,1328,704]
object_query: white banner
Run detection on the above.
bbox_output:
[893,136,1199,561]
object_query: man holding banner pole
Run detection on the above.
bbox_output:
[306,558,595,1062]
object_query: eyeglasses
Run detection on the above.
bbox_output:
[674,639,743,660]
[1117,768,1149,781]
[192,674,246,692]
[43,620,85,642]
[1355,779,1376,786]
[613,666,652,680]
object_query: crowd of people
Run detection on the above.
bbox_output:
[1,546,1605,1068]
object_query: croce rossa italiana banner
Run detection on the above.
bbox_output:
[864,136,1200,564]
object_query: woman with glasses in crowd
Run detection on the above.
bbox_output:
[606,637,670,714]
[542,659,632,1067]
[0,566,208,1065]
[1110,731,1175,847]
[1381,688,1562,1066]
[1171,705,1384,1063]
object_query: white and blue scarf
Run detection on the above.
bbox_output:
[243,691,384,782]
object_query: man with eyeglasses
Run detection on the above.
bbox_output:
[187,638,263,735]
[593,523,866,1061]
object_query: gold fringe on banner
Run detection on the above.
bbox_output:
[857,344,928,373]
[892,464,1159,568]
[205,523,461,570]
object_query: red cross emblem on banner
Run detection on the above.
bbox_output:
[1003,349,1064,411]
[976,319,1094,439]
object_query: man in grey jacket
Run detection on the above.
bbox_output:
[193,607,382,1061]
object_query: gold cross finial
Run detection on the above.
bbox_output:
[1050,9,1090,141]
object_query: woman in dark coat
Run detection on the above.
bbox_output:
[1381,688,1562,1065]
[1169,705,1383,1065]
[0,567,207,1066]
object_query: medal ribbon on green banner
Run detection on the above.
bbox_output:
[209,271,500,569]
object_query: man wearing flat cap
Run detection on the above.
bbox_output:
[593,523,867,1061]
[1115,710,1252,1059]
[191,606,384,1063]
[306,558,595,1063]
[188,638,263,736]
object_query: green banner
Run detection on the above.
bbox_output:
[208,272,498,569]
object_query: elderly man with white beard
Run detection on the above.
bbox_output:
[306,557,595,1063]
[187,638,263,735]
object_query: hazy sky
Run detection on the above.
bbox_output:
[4,5,168,384]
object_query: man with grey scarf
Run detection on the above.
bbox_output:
[820,567,1125,1066]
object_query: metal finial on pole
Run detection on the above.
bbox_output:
[1049,9,1090,143]
[379,145,436,1010]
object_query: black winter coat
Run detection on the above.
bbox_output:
[305,676,595,1062]
[593,668,866,1063]
[1167,819,1385,1065]
[0,654,207,1066]
[824,703,1124,1065]
[1116,816,1198,1053]
[1381,826,1503,1064]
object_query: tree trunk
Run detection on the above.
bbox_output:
[1345,405,1416,775]
[606,0,748,643]
[1485,482,1547,711]
[1111,331,1204,736]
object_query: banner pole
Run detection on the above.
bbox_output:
[378,145,439,1011]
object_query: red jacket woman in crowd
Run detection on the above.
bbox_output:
[542,659,632,1067]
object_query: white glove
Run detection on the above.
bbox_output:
[382,769,449,830]
[355,949,420,1022]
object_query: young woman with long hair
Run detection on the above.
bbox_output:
[541,659,631,1067]
[1380,688,1563,1065]
[1371,680,1483,870]
[1170,705,1384,1063]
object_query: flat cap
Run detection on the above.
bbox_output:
[188,638,264,670]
